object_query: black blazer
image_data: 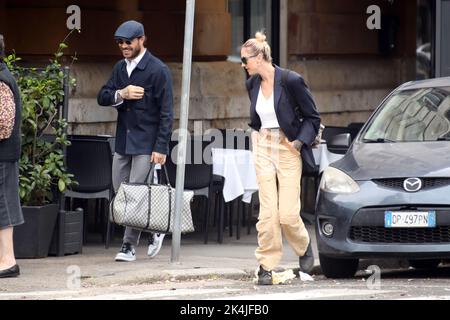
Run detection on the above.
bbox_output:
[97,50,174,156]
[246,65,321,170]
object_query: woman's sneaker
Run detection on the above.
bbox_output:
[115,243,136,262]
[299,242,314,273]
[256,266,273,285]
[147,233,165,258]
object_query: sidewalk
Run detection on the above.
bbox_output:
[0,224,321,293]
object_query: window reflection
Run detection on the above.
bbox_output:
[228,0,273,63]
[228,0,244,61]
[364,87,450,142]
[250,0,272,44]
[416,0,433,79]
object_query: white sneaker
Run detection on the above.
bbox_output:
[147,233,165,258]
[115,243,136,262]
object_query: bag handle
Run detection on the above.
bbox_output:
[145,163,172,188]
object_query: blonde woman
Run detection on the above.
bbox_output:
[242,32,321,285]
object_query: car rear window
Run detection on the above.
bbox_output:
[363,87,450,142]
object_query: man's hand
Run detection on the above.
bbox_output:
[119,85,144,100]
[151,152,167,165]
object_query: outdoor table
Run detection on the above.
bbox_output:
[211,148,258,203]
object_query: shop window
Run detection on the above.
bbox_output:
[227,0,278,64]
[416,0,434,79]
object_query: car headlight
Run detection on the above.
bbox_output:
[319,167,360,194]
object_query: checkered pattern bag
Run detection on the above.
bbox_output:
[110,165,195,234]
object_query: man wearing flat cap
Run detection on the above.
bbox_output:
[98,20,173,262]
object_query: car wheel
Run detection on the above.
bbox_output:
[319,253,359,278]
[408,259,441,269]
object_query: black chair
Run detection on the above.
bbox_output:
[164,138,215,244]
[207,128,253,242]
[64,137,114,248]
[228,129,252,240]
[347,122,365,141]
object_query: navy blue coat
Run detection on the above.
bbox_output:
[97,51,174,155]
[246,65,321,170]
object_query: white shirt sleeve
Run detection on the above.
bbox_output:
[112,90,124,107]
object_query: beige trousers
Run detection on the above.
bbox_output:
[252,128,310,271]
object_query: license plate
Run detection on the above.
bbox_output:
[384,211,436,228]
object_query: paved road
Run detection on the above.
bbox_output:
[2,265,450,301]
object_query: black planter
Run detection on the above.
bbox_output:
[49,208,84,256]
[13,204,59,258]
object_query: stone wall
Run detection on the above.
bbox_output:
[67,61,250,135]
[67,54,416,136]
[288,58,415,126]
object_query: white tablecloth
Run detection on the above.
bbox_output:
[212,145,344,203]
[212,148,258,203]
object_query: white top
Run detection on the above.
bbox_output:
[125,48,146,77]
[255,86,279,128]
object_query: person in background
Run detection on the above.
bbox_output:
[0,34,23,278]
[242,31,320,285]
[97,21,173,261]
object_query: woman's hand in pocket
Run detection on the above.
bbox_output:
[289,140,303,152]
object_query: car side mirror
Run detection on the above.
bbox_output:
[327,133,351,154]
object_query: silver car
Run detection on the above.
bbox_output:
[315,76,450,278]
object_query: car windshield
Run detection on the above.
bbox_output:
[363,86,450,142]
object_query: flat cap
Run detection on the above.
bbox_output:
[114,20,145,40]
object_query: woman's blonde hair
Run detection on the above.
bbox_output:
[242,31,272,63]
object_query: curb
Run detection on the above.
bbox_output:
[82,264,323,287]
[82,268,253,287]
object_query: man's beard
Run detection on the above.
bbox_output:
[123,43,142,59]
[129,43,142,59]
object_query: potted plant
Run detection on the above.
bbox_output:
[3,34,77,258]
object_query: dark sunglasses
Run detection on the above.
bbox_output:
[241,54,258,65]
[115,39,132,45]
[115,38,139,45]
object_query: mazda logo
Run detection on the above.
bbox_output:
[403,178,422,192]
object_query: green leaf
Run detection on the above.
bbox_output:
[15,30,79,205]
[42,96,50,108]
[58,179,66,192]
